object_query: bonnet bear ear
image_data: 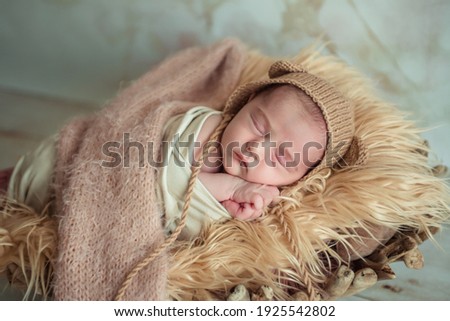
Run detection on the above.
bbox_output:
[268,60,308,78]
[335,136,369,169]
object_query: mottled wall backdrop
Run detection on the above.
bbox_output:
[1,0,449,164]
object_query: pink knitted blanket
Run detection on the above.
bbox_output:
[52,39,246,300]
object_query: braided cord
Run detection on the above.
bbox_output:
[115,112,233,301]
[273,205,318,301]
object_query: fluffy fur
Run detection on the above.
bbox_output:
[166,47,450,300]
[0,197,56,299]
[0,43,449,300]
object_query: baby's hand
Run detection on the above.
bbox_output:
[221,181,279,220]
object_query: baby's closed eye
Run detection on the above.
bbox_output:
[250,109,270,136]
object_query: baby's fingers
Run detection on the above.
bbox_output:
[236,203,262,221]
[251,194,264,210]
[221,200,240,218]
[256,186,280,207]
[234,203,256,220]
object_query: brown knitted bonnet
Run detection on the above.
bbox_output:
[223,60,366,181]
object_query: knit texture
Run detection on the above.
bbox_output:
[52,39,247,300]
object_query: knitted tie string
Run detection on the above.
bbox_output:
[114,110,318,301]
[114,113,233,301]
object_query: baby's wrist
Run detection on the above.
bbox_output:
[229,175,247,200]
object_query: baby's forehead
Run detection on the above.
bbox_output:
[257,85,327,138]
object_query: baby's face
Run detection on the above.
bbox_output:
[221,85,326,186]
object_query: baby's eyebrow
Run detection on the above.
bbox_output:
[257,107,271,132]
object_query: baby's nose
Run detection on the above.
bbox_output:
[243,141,264,161]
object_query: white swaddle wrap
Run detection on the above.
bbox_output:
[158,106,230,240]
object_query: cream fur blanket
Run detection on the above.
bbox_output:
[52,39,247,300]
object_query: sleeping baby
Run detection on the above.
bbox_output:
[160,60,360,239]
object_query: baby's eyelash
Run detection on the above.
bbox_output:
[251,114,268,136]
